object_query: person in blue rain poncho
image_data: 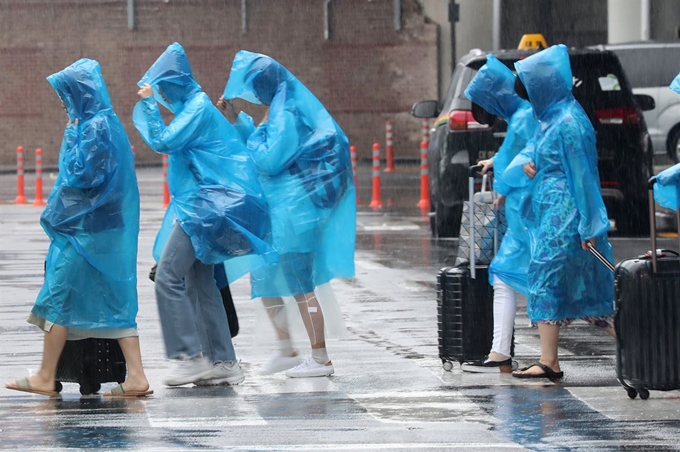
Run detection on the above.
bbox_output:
[219,50,356,378]
[460,55,538,373]
[654,73,680,213]
[5,59,152,398]
[502,45,616,380]
[133,43,274,387]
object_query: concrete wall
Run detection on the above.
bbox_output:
[0,0,438,166]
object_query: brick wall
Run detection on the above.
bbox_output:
[0,0,437,168]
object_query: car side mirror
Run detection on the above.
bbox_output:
[634,94,655,112]
[411,100,439,118]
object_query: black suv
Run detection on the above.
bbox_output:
[412,47,656,237]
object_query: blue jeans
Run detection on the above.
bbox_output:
[155,222,236,362]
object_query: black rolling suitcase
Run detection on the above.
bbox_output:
[437,165,510,370]
[55,338,127,395]
[437,265,496,370]
[589,178,680,399]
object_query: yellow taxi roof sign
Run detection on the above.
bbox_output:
[518,34,548,50]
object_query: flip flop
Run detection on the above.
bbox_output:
[512,362,564,381]
[103,384,153,398]
[5,377,58,397]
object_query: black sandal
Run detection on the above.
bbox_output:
[512,362,564,381]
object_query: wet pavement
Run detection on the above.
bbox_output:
[1,166,680,451]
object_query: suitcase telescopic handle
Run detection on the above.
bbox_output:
[586,242,615,273]
[648,176,659,274]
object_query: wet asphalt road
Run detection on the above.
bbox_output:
[1,165,680,451]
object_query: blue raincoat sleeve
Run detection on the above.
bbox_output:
[222,50,356,297]
[33,58,140,331]
[654,163,680,210]
[233,111,256,143]
[560,114,610,240]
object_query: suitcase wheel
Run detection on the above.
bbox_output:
[55,381,63,394]
[442,361,453,372]
[79,382,101,396]
[637,388,650,400]
[625,387,637,400]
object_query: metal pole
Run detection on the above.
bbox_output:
[492,0,501,51]
[127,0,135,31]
[641,0,650,40]
[241,0,247,35]
[324,0,332,40]
[393,0,401,31]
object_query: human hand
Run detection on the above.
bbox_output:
[67,118,79,127]
[523,162,537,179]
[581,237,596,252]
[477,159,494,175]
[261,108,269,123]
[493,194,506,208]
[216,97,228,111]
[137,83,153,99]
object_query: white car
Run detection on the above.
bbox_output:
[593,41,680,162]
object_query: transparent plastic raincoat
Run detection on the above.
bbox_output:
[464,54,537,294]
[504,45,614,322]
[133,43,274,269]
[33,59,140,331]
[222,50,356,298]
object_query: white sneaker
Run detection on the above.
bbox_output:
[285,357,334,378]
[257,352,303,376]
[163,355,214,387]
[195,361,245,386]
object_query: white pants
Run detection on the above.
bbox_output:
[491,275,517,358]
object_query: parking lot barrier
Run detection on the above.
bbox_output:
[162,154,170,208]
[15,146,26,204]
[416,140,430,210]
[369,142,383,208]
[350,145,361,205]
[385,120,395,172]
[32,148,45,207]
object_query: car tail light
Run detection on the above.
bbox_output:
[448,110,489,131]
[595,107,640,125]
[600,180,620,188]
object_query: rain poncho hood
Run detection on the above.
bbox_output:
[465,55,524,122]
[34,58,140,330]
[133,43,274,270]
[465,55,538,294]
[503,45,614,322]
[654,163,680,210]
[222,50,356,297]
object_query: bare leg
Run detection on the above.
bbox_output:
[513,323,561,376]
[103,336,150,395]
[5,324,68,393]
[294,292,326,350]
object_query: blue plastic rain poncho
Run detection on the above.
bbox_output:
[132,43,274,271]
[32,59,140,331]
[503,45,614,322]
[653,163,680,210]
[658,75,680,209]
[464,54,538,294]
[222,50,356,298]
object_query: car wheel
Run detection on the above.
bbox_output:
[435,202,464,238]
[616,197,650,237]
[670,128,680,163]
